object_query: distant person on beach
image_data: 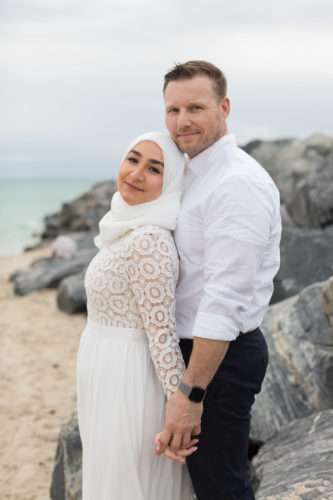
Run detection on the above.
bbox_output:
[154,60,282,499]
[76,132,194,499]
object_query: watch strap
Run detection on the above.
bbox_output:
[178,380,206,402]
[178,380,192,397]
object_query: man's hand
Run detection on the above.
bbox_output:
[155,390,203,456]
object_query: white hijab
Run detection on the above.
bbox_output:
[95,132,185,249]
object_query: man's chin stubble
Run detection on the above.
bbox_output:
[179,142,205,158]
[175,139,203,157]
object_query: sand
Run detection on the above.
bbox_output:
[0,248,86,500]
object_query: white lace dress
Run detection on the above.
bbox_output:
[77,225,192,500]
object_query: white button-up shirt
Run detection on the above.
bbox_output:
[174,134,281,342]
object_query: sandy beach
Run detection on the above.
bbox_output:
[0,248,86,500]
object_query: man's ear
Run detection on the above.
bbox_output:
[221,97,230,118]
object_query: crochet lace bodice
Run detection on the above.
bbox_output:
[84,225,185,398]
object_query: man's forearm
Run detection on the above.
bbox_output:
[182,337,230,389]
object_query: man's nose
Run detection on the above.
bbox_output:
[177,110,191,129]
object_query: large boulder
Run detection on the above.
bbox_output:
[50,412,82,500]
[251,280,333,443]
[251,409,333,499]
[245,134,333,228]
[10,248,97,296]
[42,181,116,240]
[57,271,87,314]
[53,230,97,314]
[271,227,333,303]
[288,148,333,228]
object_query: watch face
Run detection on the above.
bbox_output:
[189,386,206,403]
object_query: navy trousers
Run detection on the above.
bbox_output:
[180,328,268,500]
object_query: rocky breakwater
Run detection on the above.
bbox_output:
[41,180,117,240]
[245,133,333,229]
[11,134,333,313]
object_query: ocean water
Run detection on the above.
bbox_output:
[0,180,97,256]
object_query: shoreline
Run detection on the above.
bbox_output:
[0,178,97,259]
[0,248,86,499]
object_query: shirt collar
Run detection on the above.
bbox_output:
[188,134,237,177]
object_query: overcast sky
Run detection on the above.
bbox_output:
[1,0,332,180]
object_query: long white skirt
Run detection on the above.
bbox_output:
[77,319,192,500]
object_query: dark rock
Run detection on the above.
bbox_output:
[241,139,264,155]
[251,281,333,443]
[57,271,87,314]
[271,227,333,303]
[50,411,82,500]
[321,277,333,334]
[242,138,293,168]
[41,181,116,240]
[251,409,333,499]
[11,249,97,296]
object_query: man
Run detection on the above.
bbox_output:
[155,61,281,499]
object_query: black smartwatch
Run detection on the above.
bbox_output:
[178,380,206,403]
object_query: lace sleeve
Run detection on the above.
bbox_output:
[128,228,185,399]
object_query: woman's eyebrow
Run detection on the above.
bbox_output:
[129,149,164,168]
[150,159,164,167]
[129,149,141,156]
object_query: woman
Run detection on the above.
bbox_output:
[77,132,195,499]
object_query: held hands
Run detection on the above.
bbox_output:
[154,390,203,463]
[154,432,198,464]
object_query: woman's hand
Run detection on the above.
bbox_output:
[154,432,198,464]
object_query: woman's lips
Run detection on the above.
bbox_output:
[125,182,144,192]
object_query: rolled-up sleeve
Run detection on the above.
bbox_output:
[192,175,274,341]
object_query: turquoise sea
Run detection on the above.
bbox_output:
[0,180,97,256]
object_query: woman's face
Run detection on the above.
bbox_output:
[117,140,164,205]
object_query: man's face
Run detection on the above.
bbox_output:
[164,75,230,158]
